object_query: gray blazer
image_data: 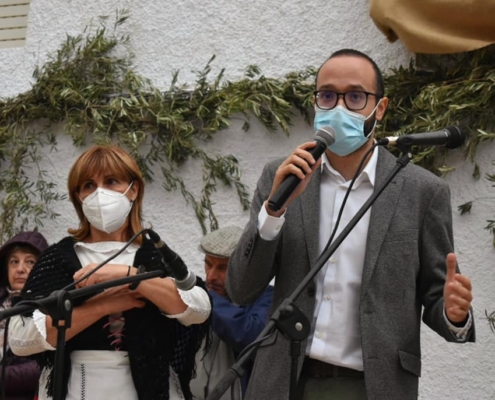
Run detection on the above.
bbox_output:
[227,147,475,400]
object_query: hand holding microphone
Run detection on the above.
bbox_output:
[267,127,336,213]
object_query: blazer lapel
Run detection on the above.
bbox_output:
[361,147,405,291]
[299,167,322,270]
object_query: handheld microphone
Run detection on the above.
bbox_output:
[268,126,336,212]
[147,229,197,291]
[378,126,466,149]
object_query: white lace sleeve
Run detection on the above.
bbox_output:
[8,311,56,356]
[165,286,211,326]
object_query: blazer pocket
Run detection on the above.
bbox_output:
[398,350,421,377]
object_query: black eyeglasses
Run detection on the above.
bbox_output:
[314,90,380,111]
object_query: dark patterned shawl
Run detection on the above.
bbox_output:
[19,236,211,400]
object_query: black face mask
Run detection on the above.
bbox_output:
[363,111,377,137]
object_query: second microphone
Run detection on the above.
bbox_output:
[147,229,197,291]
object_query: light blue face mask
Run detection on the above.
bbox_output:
[314,103,379,156]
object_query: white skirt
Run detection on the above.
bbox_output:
[39,350,184,400]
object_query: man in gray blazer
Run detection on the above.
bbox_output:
[226,49,474,400]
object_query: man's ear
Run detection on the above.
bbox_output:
[375,97,389,121]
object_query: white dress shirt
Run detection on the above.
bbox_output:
[305,150,376,370]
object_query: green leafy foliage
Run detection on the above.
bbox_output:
[379,48,495,246]
[485,310,495,333]
[458,201,473,215]
[485,220,495,247]
[0,13,314,241]
[0,12,494,245]
[380,48,495,170]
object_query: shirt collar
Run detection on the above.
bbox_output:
[74,241,139,253]
[321,145,378,187]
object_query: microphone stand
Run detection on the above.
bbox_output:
[207,150,413,400]
[0,269,167,400]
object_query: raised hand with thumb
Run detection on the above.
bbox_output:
[443,253,473,324]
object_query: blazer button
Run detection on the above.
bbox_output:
[307,287,315,297]
[244,239,253,258]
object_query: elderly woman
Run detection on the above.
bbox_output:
[9,145,211,400]
[0,230,48,400]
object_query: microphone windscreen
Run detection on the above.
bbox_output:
[315,126,336,147]
[147,229,161,244]
[445,126,467,149]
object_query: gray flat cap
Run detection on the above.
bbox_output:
[199,226,244,258]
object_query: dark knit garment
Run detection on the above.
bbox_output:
[19,236,211,400]
[0,287,41,400]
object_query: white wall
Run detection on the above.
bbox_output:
[0,1,493,399]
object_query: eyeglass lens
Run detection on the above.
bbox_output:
[316,91,368,111]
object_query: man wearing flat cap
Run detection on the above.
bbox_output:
[190,226,273,400]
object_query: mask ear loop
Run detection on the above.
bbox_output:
[122,181,134,196]
[77,192,91,227]
[364,98,382,138]
[125,181,136,203]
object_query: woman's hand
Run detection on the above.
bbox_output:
[73,263,133,288]
[134,277,188,315]
[44,287,145,346]
[85,287,146,315]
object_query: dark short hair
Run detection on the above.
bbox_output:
[315,48,385,99]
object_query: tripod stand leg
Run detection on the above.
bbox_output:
[289,340,302,400]
[53,323,67,400]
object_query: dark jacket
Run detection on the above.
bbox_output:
[190,286,273,400]
[210,286,274,394]
[0,287,40,400]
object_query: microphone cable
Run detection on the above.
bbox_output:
[317,141,380,264]
[62,228,148,291]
